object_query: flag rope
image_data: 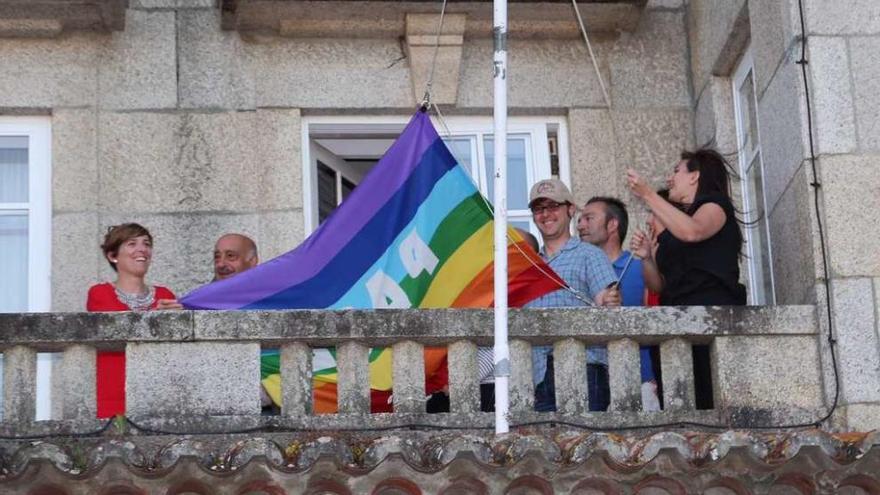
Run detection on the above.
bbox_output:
[422,0,450,107]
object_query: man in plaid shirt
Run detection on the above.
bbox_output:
[524,179,620,412]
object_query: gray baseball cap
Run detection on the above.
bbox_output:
[528,178,574,207]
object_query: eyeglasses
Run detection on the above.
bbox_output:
[530,201,566,215]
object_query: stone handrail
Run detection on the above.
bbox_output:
[0,306,823,435]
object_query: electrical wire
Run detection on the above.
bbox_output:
[795,0,840,426]
[0,418,114,441]
[421,0,449,107]
[571,0,611,108]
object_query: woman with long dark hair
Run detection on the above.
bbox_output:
[627,148,746,306]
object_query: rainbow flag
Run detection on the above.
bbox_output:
[182,110,562,412]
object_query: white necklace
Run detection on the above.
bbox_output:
[114,285,155,311]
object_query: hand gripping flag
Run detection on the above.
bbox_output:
[182,110,564,412]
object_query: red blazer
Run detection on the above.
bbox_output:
[86,282,176,418]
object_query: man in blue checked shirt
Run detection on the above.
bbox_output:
[523,179,620,412]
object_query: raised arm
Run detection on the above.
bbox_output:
[630,227,664,293]
[626,169,726,243]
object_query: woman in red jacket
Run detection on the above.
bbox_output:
[86,223,181,418]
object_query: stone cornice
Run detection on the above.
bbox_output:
[220,0,648,38]
[0,0,126,37]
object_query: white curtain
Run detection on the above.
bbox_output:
[0,136,28,202]
[0,136,29,313]
[0,215,28,313]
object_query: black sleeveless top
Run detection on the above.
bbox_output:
[655,194,747,306]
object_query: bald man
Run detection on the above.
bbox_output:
[213,233,259,281]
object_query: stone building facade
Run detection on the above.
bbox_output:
[1,0,880,481]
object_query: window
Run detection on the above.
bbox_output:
[0,117,51,313]
[302,116,568,237]
[732,50,776,305]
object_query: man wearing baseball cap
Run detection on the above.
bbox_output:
[524,178,620,412]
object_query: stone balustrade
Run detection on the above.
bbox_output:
[0,306,824,436]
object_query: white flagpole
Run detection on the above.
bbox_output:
[493,0,510,434]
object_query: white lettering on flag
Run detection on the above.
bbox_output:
[399,230,439,278]
[366,270,412,308]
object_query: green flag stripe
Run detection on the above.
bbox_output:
[399,193,492,305]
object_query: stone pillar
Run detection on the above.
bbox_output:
[405,13,466,105]
[281,343,312,418]
[608,338,641,412]
[447,340,479,414]
[54,345,97,420]
[2,346,37,423]
[509,339,534,413]
[554,339,587,415]
[336,342,370,415]
[392,341,425,414]
[126,342,260,417]
[659,338,695,411]
[714,335,823,427]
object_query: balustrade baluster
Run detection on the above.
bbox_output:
[660,338,696,411]
[55,345,96,420]
[2,346,37,423]
[447,340,479,414]
[509,339,534,413]
[608,338,641,412]
[281,343,312,417]
[392,341,425,413]
[554,338,587,415]
[336,342,370,414]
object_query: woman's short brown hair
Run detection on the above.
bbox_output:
[101,223,152,272]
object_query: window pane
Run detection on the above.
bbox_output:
[738,71,759,154]
[484,137,529,210]
[443,137,475,178]
[509,220,532,237]
[744,154,774,304]
[317,161,337,224]
[0,136,28,203]
[0,214,28,312]
[341,176,356,201]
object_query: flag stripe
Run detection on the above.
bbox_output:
[330,168,477,309]
[400,193,492,306]
[419,222,495,307]
[243,139,457,309]
[450,240,540,307]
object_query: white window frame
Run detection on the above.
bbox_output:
[732,49,776,305]
[0,116,52,312]
[301,115,570,236]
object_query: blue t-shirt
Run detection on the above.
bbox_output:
[613,251,645,307]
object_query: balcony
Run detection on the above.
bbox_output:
[1,306,862,493]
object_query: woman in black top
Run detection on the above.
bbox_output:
[626,149,746,306]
